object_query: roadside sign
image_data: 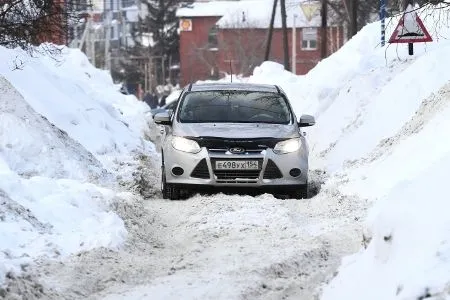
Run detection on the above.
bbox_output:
[179,19,192,31]
[300,1,320,22]
[388,5,432,55]
[389,10,432,43]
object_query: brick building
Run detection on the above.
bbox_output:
[176,0,345,86]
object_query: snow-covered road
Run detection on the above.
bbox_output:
[4,168,368,300]
[3,7,450,297]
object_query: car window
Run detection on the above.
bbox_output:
[178,91,292,124]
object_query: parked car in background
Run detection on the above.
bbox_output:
[151,100,179,118]
[154,82,315,200]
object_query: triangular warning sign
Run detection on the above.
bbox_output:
[300,2,320,22]
[389,12,432,43]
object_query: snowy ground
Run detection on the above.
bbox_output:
[0,47,368,299]
[3,170,368,300]
[1,4,450,300]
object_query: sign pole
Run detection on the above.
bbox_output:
[380,0,386,46]
[408,43,413,55]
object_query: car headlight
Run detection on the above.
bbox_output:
[273,138,301,154]
[171,136,201,154]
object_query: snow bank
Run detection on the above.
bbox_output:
[0,46,154,170]
[322,155,450,300]
[249,61,305,106]
[0,46,155,285]
[249,5,450,299]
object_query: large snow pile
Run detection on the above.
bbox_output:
[0,46,156,284]
[249,5,450,300]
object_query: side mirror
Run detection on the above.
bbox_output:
[154,112,172,125]
[298,114,315,127]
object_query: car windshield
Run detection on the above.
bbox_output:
[178,90,292,124]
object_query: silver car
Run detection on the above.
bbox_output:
[154,82,315,200]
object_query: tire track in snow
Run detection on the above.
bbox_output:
[2,169,367,300]
[96,175,366,300]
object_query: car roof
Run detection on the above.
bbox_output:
[189,82,279,93]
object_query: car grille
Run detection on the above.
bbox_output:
[186,138,287,184]
[214,170,261,183]
[263,159,283,179]
[190,159,210,179]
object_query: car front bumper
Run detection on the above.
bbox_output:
[162,146,308,188]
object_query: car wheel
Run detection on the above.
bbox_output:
[161,165,181,200]
[288,184,308,199]
[168,184,181,200]
[161,165,169,199]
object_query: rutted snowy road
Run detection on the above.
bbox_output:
[5,168,368,300]
[105,190,366,300]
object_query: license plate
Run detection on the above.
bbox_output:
[215,160,259,170]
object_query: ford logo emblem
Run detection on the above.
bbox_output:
[229,147,245,154]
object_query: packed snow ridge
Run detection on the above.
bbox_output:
[0,4,450,300]
[0,45,159,287]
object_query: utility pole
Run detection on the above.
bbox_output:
[380,0,386,46]
[79,22,88,50]
[120,0,127,48]
[148,56,153,92]
[168,55,173,84]
[162,56,166,85]
[321,0,328,59]
[87,12,96,66]
[280,0,290,71]
[292,14,297,74]
[71,22,80,48]
[264,0,278,61]
[104,11,111,70]
[144,62,148,92]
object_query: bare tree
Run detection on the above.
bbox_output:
[219,28,267,76]
[209,15,267,77]
[0,0,90,52]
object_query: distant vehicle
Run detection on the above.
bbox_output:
[154,82,315,200]
[151,100,179,118]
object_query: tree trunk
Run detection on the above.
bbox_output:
[264,0,278,61]
[350,0,358,37]
[280,0,290,71]
[321,0,328,59]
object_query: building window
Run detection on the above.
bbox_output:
[302,27,317,50]
[208,25,218,50]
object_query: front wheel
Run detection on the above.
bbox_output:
[161,165,180,200]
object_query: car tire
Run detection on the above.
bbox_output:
[288,184,308,199]
[161,165,169,199]
[161,165,181,200]
[167,184,181,200]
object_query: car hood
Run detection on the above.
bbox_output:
[173,123,299,139]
